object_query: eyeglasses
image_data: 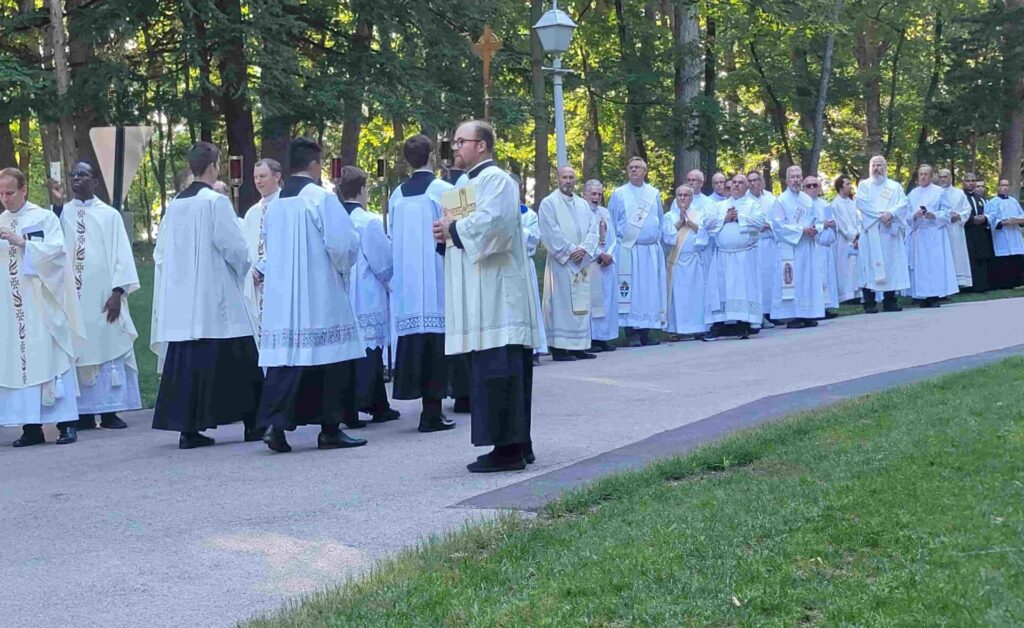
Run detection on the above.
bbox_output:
[453,138,483,149]
[804,183,820,189]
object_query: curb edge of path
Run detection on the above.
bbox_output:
[457,343,1024,512]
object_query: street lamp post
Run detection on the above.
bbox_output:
[533,0,577,169]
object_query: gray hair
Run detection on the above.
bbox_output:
[255,158,283,175]
[583,179,604,193]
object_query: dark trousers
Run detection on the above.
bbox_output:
[355,347,390,412]
[22,422,75,436]
[468,345,533,447]
[862,288,897,306]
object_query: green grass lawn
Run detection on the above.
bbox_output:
[131,251,158,407]
[245,356,1024,627]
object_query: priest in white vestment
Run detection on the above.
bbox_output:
[151,143,265,450]
[687,170,717,275]
[59,162,141,431]
[241,158,282,335]
[770,166,826,327]
[584,179,619,352]
[0,168,84,446]
[805,176,840,315]
[539,166,600,361]
[433,120,541,473]
[855,156,910,313]
[905,165,959,306]
[389,134,457,432]
[746,170,777,324]
[709,172,728,202]
[987,179,1024,289]
[936,169,973,288]
[254,138,367,453]
[703,174,764,339]
[663,185,709,336]
[608,157,665,346]
[830,175,862,302]
[522,202,548,363]
[338,166,399,427]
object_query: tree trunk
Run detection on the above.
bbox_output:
[0,124,16,169]
[808,0,843,174]
[1000,0,1024,196]
[750,43,795,169]
[530,0,551,207]
[339,18,373,167]
[911,16,943,174]
[581,50,603,181]
[791,46,815,168]
[854,19,885,166]
[46,0,77,183]
[215,0,259,212]
[614,0,646,162]
[673,0,701,184]
[701,17,718,191]
[883,29,906,158]
[17,118,31,171]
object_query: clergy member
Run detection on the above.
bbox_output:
[151,143,264,449]
[663,184,709,337]
[432,120,542,473]
[804,176,839,318]
[830,175,862,303]
[703,174,764,339]
[905,165,959,307]
[256,137,366,453]
[539,165,600,361]
[339,166,400,426]
[770,166,825,328]
[0,167,83,446]
[241,158,282,334]
[584,179,619,352]
[520,189,548,366]
[709,172,728,202]
[389,134,456,432]
[855,156,910,313]
[60,162,142,431]
[987,179,1024,289]
[936,169,973,289]
[961,173,993,292]
[608,157,666,347]
[747,170,777,325]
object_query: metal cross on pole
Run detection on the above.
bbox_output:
[471,24,503,121]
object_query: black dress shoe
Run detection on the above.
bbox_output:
[824,310,839,319]
[864,305,879,314]
[786,319,807,329]
[453,397,471,414]
[418,413,456,433]
[572,350,597,360]
[99,413,128,429]
[56,426,77,444]
[523,443,536,464]
[244,425,268,442]
[369,408,401,423]
[701,332,720,341]
[13,429,46,448]
[318,430,367,449]
[804,319,819,327]
[263,428,291,453]
[76,415,97,430]
[551,352,577,362]
[467,452,526,473]
[640,336,661,346]
[342,416,368,429]
[532,354,541,366]
[179,432,215,449]
[598,341,616,352]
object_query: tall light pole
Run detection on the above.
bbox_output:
[533,0,577,168]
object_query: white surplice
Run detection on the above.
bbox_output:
[257,177,363,367]
[608,182,666,329]
[663,206,709,334]
[704,195,764,325]
[539,191,599,350]
[589,205,619,342]
[906,183,959,299]
[388,174,450,338]
[987,195,1024,256]
[812,198,840,308]
[151,184,255,366]
[855,177,910,292]
[522,207,548,354]
[749,190,777,314]
[830,196,862,301]
[60,197,142,414]
[445,162,541,354]
[937,185,973,287]
[347,203,393,351]
[0,203,84,426]
[241,189,280,334]
[770,189,825,319]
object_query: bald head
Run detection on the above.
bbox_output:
[557,166,577,196]
[730,174,747,198]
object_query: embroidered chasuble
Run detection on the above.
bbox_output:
[769,189,826,319]
[589,205,619,342]
[608,182,666,329]
[854,177,910,292]
[538,190,599,350]
[937,186,973,288]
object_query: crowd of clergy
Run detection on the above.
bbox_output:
[2,122,1023,473]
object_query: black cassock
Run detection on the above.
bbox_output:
[465,345,533,447]
[963,193,994,292]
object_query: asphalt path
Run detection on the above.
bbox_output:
[3,297,1023,627]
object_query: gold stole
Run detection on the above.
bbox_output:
[665,217,692,302]
[556,195,591,315]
